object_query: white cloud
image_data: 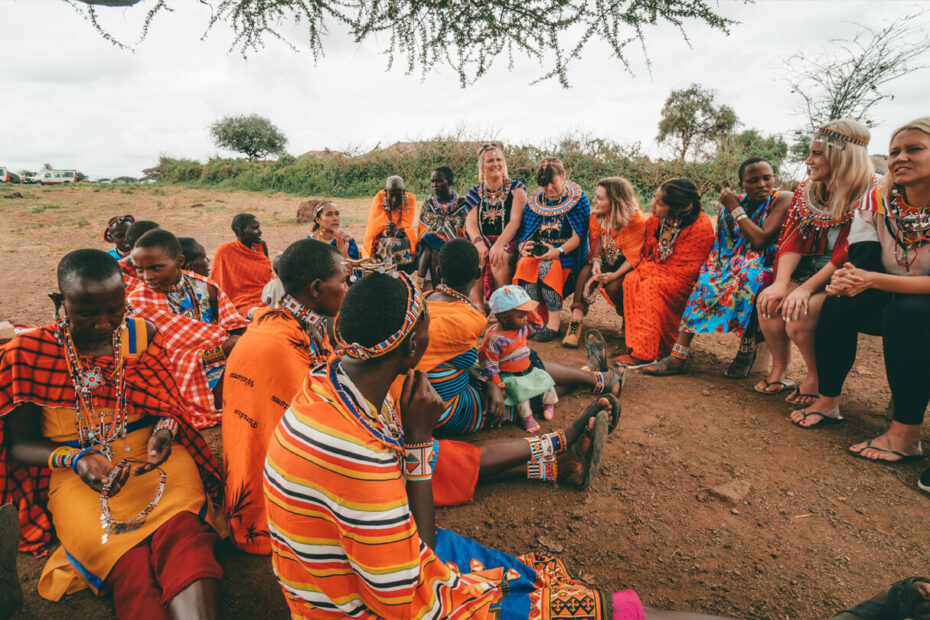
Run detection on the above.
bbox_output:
[1,0,927,178]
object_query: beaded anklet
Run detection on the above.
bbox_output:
[671,343,690,360]
[590,371,605,394]
[526,457,557,483]
[100,459,167,544]
[525,430,567,461]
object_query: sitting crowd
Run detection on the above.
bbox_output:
[1,116,929,619]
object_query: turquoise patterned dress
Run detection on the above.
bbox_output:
[678,193,780,336]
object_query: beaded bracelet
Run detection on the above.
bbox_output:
[730,207,747,220]
[48,446,79,470]
[202,345,226,365]
[402,442,435,482]
[153,417,179,441]
[72,447,103,475]
[100,459,167,544]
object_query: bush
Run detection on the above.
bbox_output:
[150,132,794,212]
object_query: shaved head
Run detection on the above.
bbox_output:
[57,249,124,295]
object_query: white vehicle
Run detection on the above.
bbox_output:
[28,170,78,184]
[0,168,21,183]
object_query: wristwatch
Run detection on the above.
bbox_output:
[557,246,564,255]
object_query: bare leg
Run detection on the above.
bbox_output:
[490,255,515,290]
[757,282,796,393]
[168,578,221,620]
[849,420,923,461]
[645,610,735,619]
[784,291,826,406]
[544,359,597,396]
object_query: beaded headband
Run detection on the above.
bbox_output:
[313,200,335,220]
[103,215,135,242]
[339,271,425,361]
[538,157,565,170]
[812,127,869,150]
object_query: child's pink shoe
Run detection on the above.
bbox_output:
[542,404,555,421]
[520,415,541,433]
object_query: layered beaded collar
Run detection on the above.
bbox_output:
[528,181,583,217]
[480,180,513,206]
[429,190,459,212]
[791,179,853,239]
[281,294,330,354]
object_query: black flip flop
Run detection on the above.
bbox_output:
[568,410,609,491]
[574,394,622,435]
[584,329,609,373]
[789,410,844,429]
[850,438,924,464]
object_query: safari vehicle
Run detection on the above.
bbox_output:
[28,169,79,184]
[0,168,21,183]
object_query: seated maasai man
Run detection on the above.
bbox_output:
[363,175,419,273]
[210,213,274,317]
[178,236,210,277]
[128,229,248,429]
[425,240,625,436]
[263,271,731,620]
[226,240,620,555]
[118,219,160,294]
[0,249,224,618]
[416,166,468,286]
[103,214,134,260]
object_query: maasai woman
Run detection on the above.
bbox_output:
[263,270,733,620]
[211,213,274,318]
[756,120,876,407]
[463,143,527,300]
[562,177,647,348]
[223,239,348,554]
[104,214,134,260]
[644,158,791,377]
[178,236,210,277]
[515,157,591,342]
[416,166,468,287]
[424,241,624,436]
[128,229,248,429]
[793,119,930,485]
[0,249,224,618]
[619,179,715,367]
[362,175,418,273]
[307,199,362,281]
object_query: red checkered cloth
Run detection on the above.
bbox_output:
[127,271,248,429]
[0,324,223,555]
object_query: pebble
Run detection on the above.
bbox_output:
[731,509,740,515]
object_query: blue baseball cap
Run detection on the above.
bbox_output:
[488,285,538,314]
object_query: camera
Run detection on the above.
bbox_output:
[531,242,548,257]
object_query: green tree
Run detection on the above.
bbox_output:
[725,129,789,171]
[785,10,930,159]
[209,114,288,160]
[656,84,738,160]
[68,0,736,86]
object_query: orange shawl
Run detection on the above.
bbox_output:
[210,241,273,316]
[363,190,419,255]
[416,298,488,373]
[588,208,647,268]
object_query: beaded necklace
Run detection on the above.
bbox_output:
[430,190,459,213]
[281,294,330,357]
[433,284,481,312]
[164,274,204,321]
[327,358,403,450]
[382,194,406,227]
[886,189,930,267]
[655,219,682,263]
[100,458,167,543]
[478,180,511,225]
[57,318,130,458]
[790,179,853,240]
[527,181,583,217]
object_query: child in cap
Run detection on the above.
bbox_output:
[479,285,558,432]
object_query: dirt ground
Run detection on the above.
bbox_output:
[3,184,927,620]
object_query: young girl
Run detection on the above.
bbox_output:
[480,285,558,433]
[103,215,134,260]
[563,177,647,347]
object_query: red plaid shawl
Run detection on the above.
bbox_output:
[127,271,248,429]
[0,324,223,554]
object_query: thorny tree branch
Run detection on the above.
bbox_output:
[67,0,739,86]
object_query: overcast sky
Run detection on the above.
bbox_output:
[1,0,928,179]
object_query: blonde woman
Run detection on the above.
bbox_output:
[562,177,647,349]
[795,119,930,483]
[756,120,877,408]
[463,143,527,299]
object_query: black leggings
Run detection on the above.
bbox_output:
[816,291,930,425]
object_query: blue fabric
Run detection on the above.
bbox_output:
[65,549,104,591]
[433,528,537,619]
[106,247,123,260]
[419,232,447,251]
